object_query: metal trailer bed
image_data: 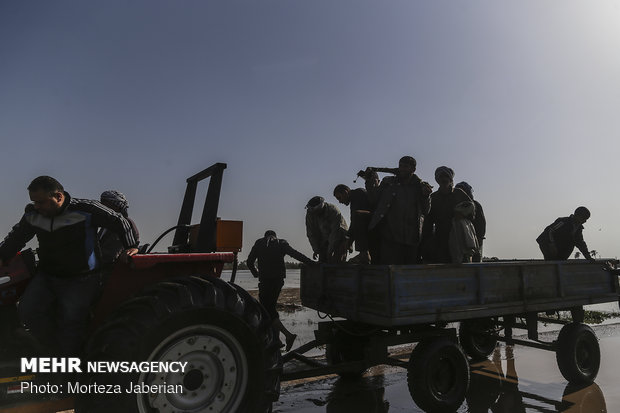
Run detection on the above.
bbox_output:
[282,260,620,413]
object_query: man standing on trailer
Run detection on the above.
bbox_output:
[420,166,471,263]
[333,184,375,264]
[0,176,139,356]
[362,156,433,264]
[536,206,595,261]
[247,230,314,351]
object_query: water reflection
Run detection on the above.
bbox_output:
[561,383,606,413]
[467,346,607,412]
[325,376,389,413]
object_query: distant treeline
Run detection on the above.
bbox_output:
[223,261,304,270]
[223,259,507,270]
[221,256,609,271]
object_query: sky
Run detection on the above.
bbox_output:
[1,1,619,261]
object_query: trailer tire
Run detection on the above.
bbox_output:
[407,337,470,413]
[75,275,281,413]
[459,319,497,361]
[556,323,600,384]
[326,330,368,379]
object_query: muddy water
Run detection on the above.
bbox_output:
[226,269,330,356]
[274,328,620,412]
[226,269,620,412]
[223,269,301,290]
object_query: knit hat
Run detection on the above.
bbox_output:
[305,196,325,210]
[435,166,455,180]
[100,190,129,216]
[455,181,473,199]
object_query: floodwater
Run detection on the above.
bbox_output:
[222,269,301,290]
[223,270,620,412]
[223,269,334,357]
[274,326,620,412]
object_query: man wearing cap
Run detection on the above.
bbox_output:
[305,196,349,263]
[536,207,594,261]
[99,190,140,267]
[362,156,433,264]
[247,230,314,351]
[0,176,139,356]
[421,166,471,263]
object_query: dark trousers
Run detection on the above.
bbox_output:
[258,278,284,320]
[538,242,560,260]
[17,270,103,356]
[379,239,420,265]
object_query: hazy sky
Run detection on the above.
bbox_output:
[1,1,619,261]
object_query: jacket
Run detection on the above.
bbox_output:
[0,192,139,277]
[536,215,591,260]
[449,217,479,263]
[99,217,140,266]
[246,235,312,279]
[421,187,471,262]
[472,200,486,242]
[348,188,372,251]
[367,174,430,246]
[305,203,348,255]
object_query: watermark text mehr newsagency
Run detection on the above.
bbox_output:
[21,357,188,373]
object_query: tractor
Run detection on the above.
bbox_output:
[0,163,279,413]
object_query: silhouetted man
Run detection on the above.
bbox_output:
[305,196,348,263]
[363,156,432,264]
[247,230,314,351]
[333,184,374,264]
[421,166,470,263]
[536,207,594,261]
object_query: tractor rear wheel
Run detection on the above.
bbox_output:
[76,275,280,413]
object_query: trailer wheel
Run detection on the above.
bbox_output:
[556,323,600,384]
[76,275,280,413]
[459,319,497,361]
[407,338,470,413]
[326,330,368,379]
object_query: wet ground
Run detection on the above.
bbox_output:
[274,330,620,412]
[267,292,620,412]
[231,270,620,412]
[3,268,618,413]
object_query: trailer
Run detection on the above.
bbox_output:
[281,260,620,412]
